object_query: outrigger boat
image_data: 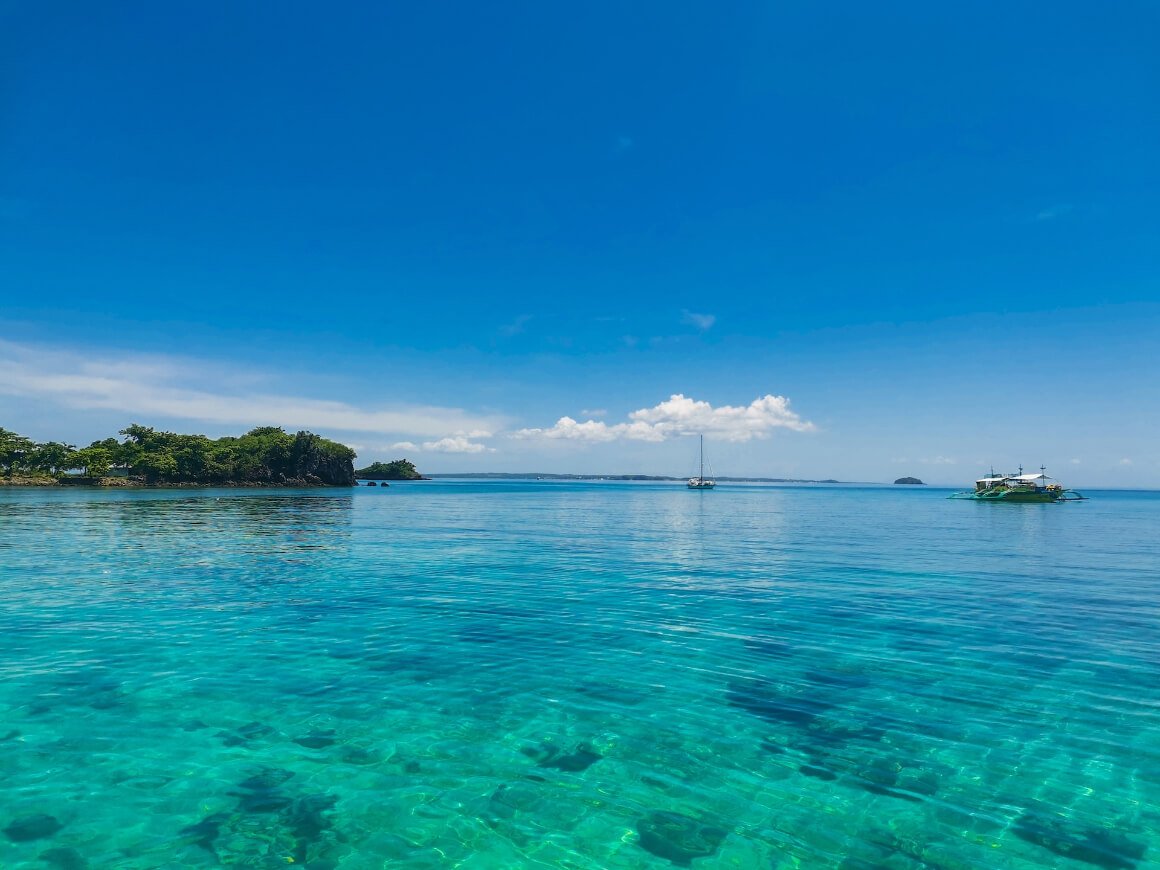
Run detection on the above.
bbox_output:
[949,466,1086,502]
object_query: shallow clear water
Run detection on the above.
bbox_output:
[1,482,1158,869]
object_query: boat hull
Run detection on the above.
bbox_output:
[949,490,1085,502]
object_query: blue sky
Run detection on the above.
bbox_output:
[2,2,1158,484]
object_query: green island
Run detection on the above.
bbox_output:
[355,460,427,480]
[0,425,357,487]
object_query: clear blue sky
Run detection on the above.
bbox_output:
[2,2,1158,484]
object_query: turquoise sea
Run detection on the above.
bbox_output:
[2,482,1159,869]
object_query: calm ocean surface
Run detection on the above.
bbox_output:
[1,482,1158,869]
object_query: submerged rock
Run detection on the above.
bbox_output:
[294,730,337,749]
[234,790,293,814]
[236,721,275,739]
[284,794,338,865]
[39,846,87,869]
[179,812,229,853]
[725,678,830,730]
[539,743,603,773]
[1013,812,1145,869]
[340,746,383,765]
[4,813,63,842]
[238,768,296,791]
[636,811,728,866]
[800,764,837,781]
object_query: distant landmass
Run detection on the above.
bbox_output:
[894,476,925,485]
[355,460,427,480]
[428,473,845,484]
[0,425,355,486]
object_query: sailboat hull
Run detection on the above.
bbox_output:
[687,435,715,489]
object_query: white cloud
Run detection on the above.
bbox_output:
[681,310,716,331]
[391,442,419,452]
[499,314,532,337]
[580,408,607,418]
[1070,458,1081,465]
[514,393,814,444]
[0,339,506,439]
[1120,458,1133,466]
[918,456,957,465]
[1035,204,1073,221]
[421,436,493,454]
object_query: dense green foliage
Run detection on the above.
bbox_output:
[0,425,356,485]
[355,459,424,480]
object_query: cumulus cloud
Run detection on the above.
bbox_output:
[0,339,506,439]
[514,393,814,444]
[391,441,420,452]
[421,436,493,454]
[681,310,716,331]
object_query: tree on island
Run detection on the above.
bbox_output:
[0,425,357,486]
[355,459,424,480]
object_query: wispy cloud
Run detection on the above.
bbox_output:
[1035,203,1073,221]
[499,314,532,337]
[918,456,957,465]
[580,408,607,418]
[514,393,814,444]
[1070,458,1081,465]
[0,339,506,439]
[1120,458,1133,466]
[681,310,716,331]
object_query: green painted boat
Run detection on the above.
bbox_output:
[949,466,1086,502]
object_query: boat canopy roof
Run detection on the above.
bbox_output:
[976,472,1051,483]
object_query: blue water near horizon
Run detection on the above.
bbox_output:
[2,481,1159,868]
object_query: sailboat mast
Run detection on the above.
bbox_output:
[700,434,704,480]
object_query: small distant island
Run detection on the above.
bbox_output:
[355,460,428,481]
[894,476,925,485]
[0,425,356,487]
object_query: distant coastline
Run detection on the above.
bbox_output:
[427,473,845,484]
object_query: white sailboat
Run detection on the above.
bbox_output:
[687,434,716,489]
